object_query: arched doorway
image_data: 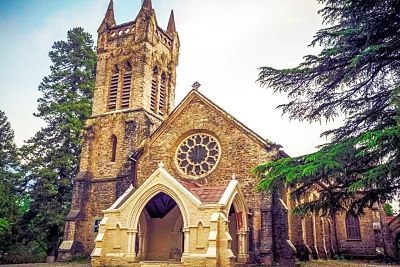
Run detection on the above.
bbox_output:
[137,192,184,261]
[229,205,239,259]
[227,194,248,263]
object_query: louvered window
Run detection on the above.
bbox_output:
[150,74,158,113]
[108,72,119,111]
[121,71,132,109]
[158,77,166,115]
[346,215,361,240]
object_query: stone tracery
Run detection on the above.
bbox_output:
[176,133,220,178]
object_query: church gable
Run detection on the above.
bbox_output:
[136,89,284,210]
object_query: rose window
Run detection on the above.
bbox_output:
[176,134,220,177]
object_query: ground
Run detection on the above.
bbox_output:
[1,260,399,267]
[303,260,400,266]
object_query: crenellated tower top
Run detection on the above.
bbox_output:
[92,0,180,119]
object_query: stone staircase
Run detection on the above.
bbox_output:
[136,261,183,267]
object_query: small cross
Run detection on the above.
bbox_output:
[192,81,201,90]
[158,161,165,169]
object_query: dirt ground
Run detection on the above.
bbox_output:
[1,260,400,266]
[303,260,400,266]
[0,263,89,267]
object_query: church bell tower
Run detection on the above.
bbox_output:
[58,0,180,259]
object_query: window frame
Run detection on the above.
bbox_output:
[345,214,361,240]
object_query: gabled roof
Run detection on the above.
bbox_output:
[178,180,226,204]
[107,164,237,211]
[148,89,283,152]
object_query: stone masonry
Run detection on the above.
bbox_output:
[58,0,179,260]
[58,0,394,265]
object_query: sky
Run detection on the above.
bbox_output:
[0,0,341,157]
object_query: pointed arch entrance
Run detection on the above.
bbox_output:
[226,192,249,263]
[127,185,190,262]
[137,192,184,261]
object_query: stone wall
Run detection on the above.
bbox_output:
[285,189,390,260]
[135,92,285,262]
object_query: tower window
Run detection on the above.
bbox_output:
[121,62,132,109]
[158,73,167,116]
[345,214,361,240]
[111,135,117,162]
[150,67,159,113]
[108,66,119,111]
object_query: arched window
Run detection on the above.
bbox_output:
[158,72,167,115]
[121,61,132,109]
[345,214,361,240]
[108,65,119,111]
[111,135,117,162]
[150,66,159,113]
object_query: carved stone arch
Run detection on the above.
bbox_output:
[161,71,168,81]
[127,183,189,231]
[123,60,132,71]
[226,190,249,263]
[152,65,160,75]
[111,64,120,73]
[226,191,248,231]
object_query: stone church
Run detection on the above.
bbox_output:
[58,1,394,266]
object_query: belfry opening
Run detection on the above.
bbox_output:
[137,192,184,261]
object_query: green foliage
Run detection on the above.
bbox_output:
[0,110,24,262]
[257,0,400,215]
[20,27,96,259]
[384,203,395,216]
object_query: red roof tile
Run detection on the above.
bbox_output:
[178,179,227,204]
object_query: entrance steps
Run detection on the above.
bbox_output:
[137,261,182,267]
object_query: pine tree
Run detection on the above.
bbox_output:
[384,203,395,216]
[0,110,22,260]
[21,27,96,261]
[255,1,400,215]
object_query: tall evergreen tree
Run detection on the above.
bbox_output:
[0,110,22,260]
[255,0,400,215]
[21,27,96,261]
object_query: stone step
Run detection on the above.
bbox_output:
[139,261,182,267]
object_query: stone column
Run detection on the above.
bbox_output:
[182,228,190,257]
[237,230,248,263]
[126,230,137,261]
[137,232,144,260]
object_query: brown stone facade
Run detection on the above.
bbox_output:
[58,0,393,265]
[134,90,294,264]
[285,192,393,260]
[58,0,179,260]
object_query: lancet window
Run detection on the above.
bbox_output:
[121,61,132,109]
[108,65,119,111]
[150,66,159,113]
[158,72,167,115]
